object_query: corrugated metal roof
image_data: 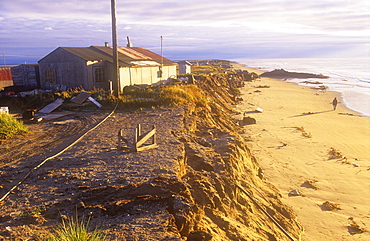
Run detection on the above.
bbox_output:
[61,47,110,61]
[89,46,133,67]
[127,47,173,65]
[117,47,151,60]
[40,46,175,67]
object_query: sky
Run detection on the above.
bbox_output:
[1,0,369,65]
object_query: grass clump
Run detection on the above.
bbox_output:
[302,180,319,190]
[294,126,312,138]
[321,201,341,211]
[0,113,29,139]
[46,215,106,241]
[328,147,345,159]
[1,82,210,112]
[18,206,46,217]
[348,217,366,234]
[191,65,227,76]
[108,84,207,109]
[159,85,207,106]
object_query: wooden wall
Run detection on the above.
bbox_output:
[11,65,40,89]
[38,48,88,90]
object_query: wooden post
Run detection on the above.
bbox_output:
[118,129,122,150]
[118,124,157,152]
[152,125,156,145]
[134,124,158,152]
[118,128,132,150]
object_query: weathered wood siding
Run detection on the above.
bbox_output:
[11,64,40,89]
[87,61,110,90]
[39,48,88,90]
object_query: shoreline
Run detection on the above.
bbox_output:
[233,64,370,240]
[231,62,367,118]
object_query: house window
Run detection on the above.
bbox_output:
[94,67,106,83]
[45,69,56,83]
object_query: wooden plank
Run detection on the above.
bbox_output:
[37,111,73,120]
[136,128,156,148]
[152,125,156,144]
[134,125,139,148]
[70,92,91,104]
[118,129,132,150]
[87,97,102,108]
[137,124,141,140]
[118,129,123,150]
[136,144,158,152]
[38,99,64,113]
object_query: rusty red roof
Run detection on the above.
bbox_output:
[0,67,12,81]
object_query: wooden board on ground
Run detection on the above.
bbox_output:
[87,96,102,108]
[38,99,64,113]
[37,112,74,120]
[70,92,91,105]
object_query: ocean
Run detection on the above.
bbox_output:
[233,58,370,117]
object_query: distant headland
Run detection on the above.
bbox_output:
[260,68,329,79]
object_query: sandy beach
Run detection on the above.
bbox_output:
[234,67,370,240]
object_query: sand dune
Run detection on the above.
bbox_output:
[235,72,370,240]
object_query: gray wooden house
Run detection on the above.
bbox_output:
[38,45,177,91]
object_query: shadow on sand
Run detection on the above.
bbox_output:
[289,110,333,118]
[243,110,261,114]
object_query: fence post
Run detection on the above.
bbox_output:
[152,125,156,145]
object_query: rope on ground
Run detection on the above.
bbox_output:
[236,183,298,241]
[0,101,119,203]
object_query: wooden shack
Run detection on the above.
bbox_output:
[178,60,192,74]
[11,64,40,90]
[38,46,177,91]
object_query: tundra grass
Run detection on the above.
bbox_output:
[45,215,106,241]
[0,113,29,139]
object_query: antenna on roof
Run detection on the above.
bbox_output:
[2,53,6,67]
[160,36,163,67]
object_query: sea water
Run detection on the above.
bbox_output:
[233,58,370,117]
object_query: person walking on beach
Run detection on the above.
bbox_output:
[332,97,338,110]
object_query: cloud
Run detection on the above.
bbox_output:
[1,0,369,64]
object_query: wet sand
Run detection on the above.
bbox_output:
[234,67,370,240]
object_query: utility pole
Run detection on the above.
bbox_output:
[111,0,120,97]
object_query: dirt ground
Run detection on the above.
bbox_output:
[0,73,303,240]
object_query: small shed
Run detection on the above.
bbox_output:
[178,61,192,74]
[38,45,177,91]
[11,64,40,90]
